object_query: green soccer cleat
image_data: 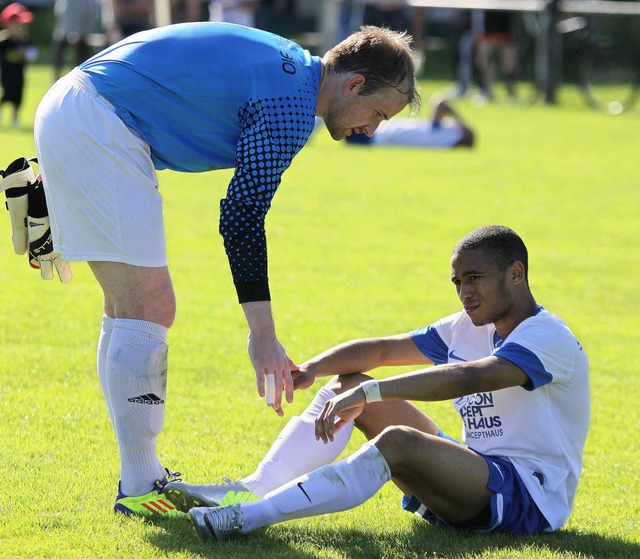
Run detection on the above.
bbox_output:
[114,469,185,517]
[164,477,259,512]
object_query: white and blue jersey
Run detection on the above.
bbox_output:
[410,306,590,531]
[79,23,322,302]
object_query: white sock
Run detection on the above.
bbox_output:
[240,443,391,533]
[97,315,115,431]
[241,386,354,497]
[108,318,169,496]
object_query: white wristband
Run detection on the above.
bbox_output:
[360,379,382,403]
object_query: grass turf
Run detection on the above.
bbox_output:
[0,64,638,559]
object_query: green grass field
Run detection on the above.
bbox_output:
[0,64,638,559]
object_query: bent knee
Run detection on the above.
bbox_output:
[454,127,475,148]
[122,285,176,327]
[376,424,419,447]
[153,291,177,328]
[104,284,176,327]
[325,372,373,395]
[374,425,433,470]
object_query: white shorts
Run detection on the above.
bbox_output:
[34,69,167,267]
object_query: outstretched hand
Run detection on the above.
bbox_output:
[248,330,296,416]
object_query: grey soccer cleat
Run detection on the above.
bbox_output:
[188,504,244,542]
[164,478,258,512]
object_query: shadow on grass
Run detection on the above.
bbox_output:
[147,517,640,559]
[400,524,640,559]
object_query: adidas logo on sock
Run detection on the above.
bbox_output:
[128,393,165,405]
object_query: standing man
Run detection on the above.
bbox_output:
[475,10,519,101]
[163,225,590,540]
[101,0,154,45]
[31,23,419,516]
[51,0,101,80]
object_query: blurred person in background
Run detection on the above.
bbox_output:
[52,0,101,81]
[344,96,475,149]
[475,10,519,102]
[447,9,484,100]
[0,2,37,127]
[103,0,153,44]
[172,0,210,22]
[209,0,260,27]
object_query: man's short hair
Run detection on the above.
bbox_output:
[324,26,421,113]
[453,225,529,280]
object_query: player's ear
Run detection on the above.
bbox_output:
[509,261,526,285]
[343,73,365,95]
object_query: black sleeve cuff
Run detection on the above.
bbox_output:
[235,281,271,304]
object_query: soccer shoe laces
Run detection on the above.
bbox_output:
[114,469,184,517]
[193,504,243,541]
[156,469,182,489]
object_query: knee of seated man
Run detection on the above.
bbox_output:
[325,372,373,395]
[374,425,424,469]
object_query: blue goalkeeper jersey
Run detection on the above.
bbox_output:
[79,22,322,302]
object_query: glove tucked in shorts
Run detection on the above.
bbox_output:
[34,68,167,267]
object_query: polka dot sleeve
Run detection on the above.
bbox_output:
[219,95,315,303]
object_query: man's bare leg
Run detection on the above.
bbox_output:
[90,261,176,497]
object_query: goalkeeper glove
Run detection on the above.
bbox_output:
[1,156,31,254]
[1,157,72,283]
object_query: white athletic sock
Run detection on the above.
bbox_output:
[97,315,115,431]
[108,318,169,496]
[241,386,355,497]
[240,443,391,533]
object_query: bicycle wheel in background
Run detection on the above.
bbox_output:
[576,16,640,114]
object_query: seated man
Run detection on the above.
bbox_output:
[165,225,590,541]
[345,98,475,148]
